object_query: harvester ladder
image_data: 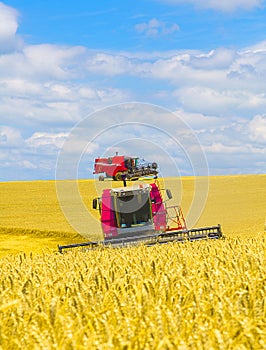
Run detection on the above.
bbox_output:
[166,205,187,231]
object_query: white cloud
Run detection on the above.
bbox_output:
[0,126,23,147]
[76,43,266,95]
[174,109,225,131]
[0,76,130,126]
[0,2,18,38]
[0,44,87,80]
[85,52,134,75]
[243,40,266,54]
[155,0,264,12]
[0,2,22,52]
[25,132,68,149]
[248,115,266,143]
[0,78,43,97]
[174,87,265,116]
[2,35,266,124]
[0,130,72,179]
[126,44,266,117]
[204,142,264,154]
[23,44,86,80]
[190,48,236,70]
[176,87,237,115]
[17,160,36,169]
[135,18,180,37]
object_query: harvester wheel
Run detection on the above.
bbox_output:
[114,172,123,181]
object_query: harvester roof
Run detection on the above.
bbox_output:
[110,183,150,196]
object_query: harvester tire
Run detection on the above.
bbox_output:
[114,172,123,181]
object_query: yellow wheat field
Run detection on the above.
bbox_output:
[0,175,265,256]
[0,238,265,349]
[0,175,265,349]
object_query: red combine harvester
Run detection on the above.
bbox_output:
[93,154,158,181]
[58,180,223,252]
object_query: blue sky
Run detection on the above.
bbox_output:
[0,0,266,180]
[8,0,266,50]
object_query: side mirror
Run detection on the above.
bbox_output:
[92,198,98,209]
[166,189,172,200]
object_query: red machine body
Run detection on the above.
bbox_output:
[98,182,187,239]
[93,155,158,181]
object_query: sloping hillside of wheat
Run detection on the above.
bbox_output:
[0,175,265,256]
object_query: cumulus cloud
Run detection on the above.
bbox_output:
[2,34,266,124]
[204,142,263,154]
[155,0,265,12]
[248,115,266,143]
[23,44,87,80]
[0,2,22,52]
[78,43,266,95]
[135,18,180,37]
[190,48,236,70]
[120,43,266,118]
[0,126,23,147]
[0,130,74,180]
[25,132,68,149]
[0,2,18,38]
[85,52,135,75]
[174,87,258,116]
[0,76,130,127]
[174,109,225,131]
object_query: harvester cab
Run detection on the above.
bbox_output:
[58,180,223,253]
[93,183,169,238]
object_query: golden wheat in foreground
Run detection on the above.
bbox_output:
[0,237,265,350]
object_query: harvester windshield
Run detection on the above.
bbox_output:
[113,188,152,228]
